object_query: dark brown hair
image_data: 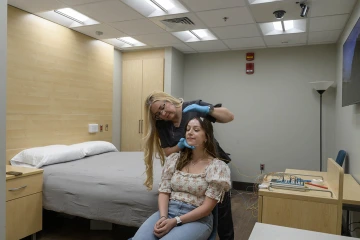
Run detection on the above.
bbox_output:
[176,117,217,171]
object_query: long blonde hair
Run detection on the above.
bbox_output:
[143,91,183,190]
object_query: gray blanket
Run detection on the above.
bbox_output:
[42,152,163,227]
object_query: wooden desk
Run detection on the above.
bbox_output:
[258,158,343,235]
[249,222,358,240]
[343,174,360,206]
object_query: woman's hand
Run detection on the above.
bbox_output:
[153,218,177,238]
[183,104,210,114]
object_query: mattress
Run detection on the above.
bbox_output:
[42,152,163,227]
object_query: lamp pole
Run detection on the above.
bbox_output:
[317,90,325,171]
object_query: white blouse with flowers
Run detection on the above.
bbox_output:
[158,153,231,207]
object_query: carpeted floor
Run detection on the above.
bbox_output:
[22,190,258,240]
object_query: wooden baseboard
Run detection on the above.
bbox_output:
[232,181,257,192]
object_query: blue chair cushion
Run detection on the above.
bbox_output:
[335,150,346,167]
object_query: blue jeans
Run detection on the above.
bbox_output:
[132,200,213,240]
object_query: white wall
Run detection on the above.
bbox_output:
[112,49,122,150]
[0,0,6,238]
[164,47,185,98]
[336,0,360,237]
[183,45,337,183]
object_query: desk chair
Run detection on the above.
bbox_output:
[335,150,347,167]
[128,206,218,240]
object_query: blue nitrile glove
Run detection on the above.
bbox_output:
[183,104,209,114]
[177,138,195,150]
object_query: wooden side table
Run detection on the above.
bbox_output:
[6,165,43,240]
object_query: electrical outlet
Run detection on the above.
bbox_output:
[260,164,265,171]
[105,124,108,131]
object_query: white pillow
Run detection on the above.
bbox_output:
[70,141,118,157]
[10,145,86,168]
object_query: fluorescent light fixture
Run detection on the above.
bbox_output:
[172,29,216,42]
[155,0,175,10]
[191,29,208,39]
[273,21,294,31]
[273,22,282,31]
[260,19,305,36]
[54,8,89,24]
[117,37,145,47]
[284,20,294,30]
[123,0,188,17]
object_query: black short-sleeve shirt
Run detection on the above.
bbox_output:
[156,100,231,162]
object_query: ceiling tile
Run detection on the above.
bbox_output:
[8,0,67,13]
[309,14,349,32]
[223,37,266,50]
[181,0,246,12]
[196,7,254,28]
[308,30,342,44]
[73,0,143,23]
[211,24,261,40]
[58,0,103,6]
[186,40,229,52]
[249,1,303,23]
[264,33,307,47]
[310,0,357,17]
[135,33,183,46]
[109,19,165,36]
[72,24,127,39]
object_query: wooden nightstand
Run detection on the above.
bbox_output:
[6,165,43,240]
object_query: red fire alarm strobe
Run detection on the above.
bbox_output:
[246,52,254,61]
[246,63,254,74]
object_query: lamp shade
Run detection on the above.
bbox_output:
[309,81,334,91]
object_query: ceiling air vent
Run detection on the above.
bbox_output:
[161,17,195,25]
[160,17,195,30]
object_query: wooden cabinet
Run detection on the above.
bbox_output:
[6,165,43,240]
[121,51,164,151]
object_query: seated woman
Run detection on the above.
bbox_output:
[132,117,231,240]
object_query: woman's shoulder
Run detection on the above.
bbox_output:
[211,158,229,168]
[167,153,180,163]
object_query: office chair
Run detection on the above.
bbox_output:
[128,205,218,240]
[335,150,347,167]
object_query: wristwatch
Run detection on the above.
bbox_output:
[175,216,182,226]
[208,105,214,114]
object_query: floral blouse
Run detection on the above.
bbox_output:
[158,153,231,207]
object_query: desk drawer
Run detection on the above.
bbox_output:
[6,174,42,201]
[6,192,42,240]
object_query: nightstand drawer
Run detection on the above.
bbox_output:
[6,192,42,240]
[6,174,42,201]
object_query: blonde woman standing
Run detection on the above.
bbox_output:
[143,91,234,240]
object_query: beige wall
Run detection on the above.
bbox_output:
[1,0,7,238]
[6,6,114,164]
[183,45,337,182]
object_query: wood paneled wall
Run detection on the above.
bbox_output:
[6,6,114,164]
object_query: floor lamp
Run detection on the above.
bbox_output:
[309,81,334,171]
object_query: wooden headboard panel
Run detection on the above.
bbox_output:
[6,6,114,164]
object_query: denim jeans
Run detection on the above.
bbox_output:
[132,200,213,240]
[217,191,234,240]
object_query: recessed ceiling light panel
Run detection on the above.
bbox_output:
[122,0,188,17]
